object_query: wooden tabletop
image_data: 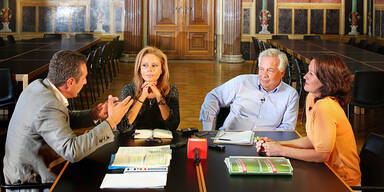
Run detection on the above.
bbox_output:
[0,38,100,88]
[269,39,384,72]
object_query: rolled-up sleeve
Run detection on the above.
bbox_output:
[199,76,239,131]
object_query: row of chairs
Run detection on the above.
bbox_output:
[43,33,95,40]
[271,35,321,40]
[0,35,16,46]
[68,36,123,110]
[347,37,384,54]
[0,34,94,47]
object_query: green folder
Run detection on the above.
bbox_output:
[224,156,293,175]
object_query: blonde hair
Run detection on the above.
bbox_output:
[133,46,170,98]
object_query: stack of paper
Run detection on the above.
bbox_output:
[100,145,172,189]
[224,156,293,175]
[213,131,254,145]
[100,172,167,189]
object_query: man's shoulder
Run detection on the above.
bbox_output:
[21,79,61,106]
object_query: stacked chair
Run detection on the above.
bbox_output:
[68,36,122,110]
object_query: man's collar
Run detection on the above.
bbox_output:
[45,78,69,107]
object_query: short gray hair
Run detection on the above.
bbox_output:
[258,48,288,72]
[47,50,86,87]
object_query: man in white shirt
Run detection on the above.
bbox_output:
[200,48,299,131]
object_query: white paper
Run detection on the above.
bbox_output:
[213,131,254,145]
[100,172,167,189]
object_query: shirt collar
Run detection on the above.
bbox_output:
[257,78,282,93]
[46,78,69,107]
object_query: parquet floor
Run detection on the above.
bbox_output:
[89,60,383,152]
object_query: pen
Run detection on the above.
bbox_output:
[218,138,231,141]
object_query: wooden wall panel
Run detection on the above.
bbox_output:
[375,10,380,36]
[326,9,339,34]
[22,6,36,32]
[295,9,307,34]
[382,11,384,38]
[71,7,85,32]
[115,7,123,33]
[279,9,292,34]
[55,7,69,32]
[38,7,54,32]
[311,9,323,34]
[243,8,250,34]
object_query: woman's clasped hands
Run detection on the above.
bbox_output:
[255,137,283,156]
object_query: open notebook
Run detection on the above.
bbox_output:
[134,129,173,139]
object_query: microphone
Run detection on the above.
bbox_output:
[194,148,201,165]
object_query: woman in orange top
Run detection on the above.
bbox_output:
[255,55,361,186]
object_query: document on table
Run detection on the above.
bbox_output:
[111,145,172,168]
[213,131,255,145]
[100,172,167,189]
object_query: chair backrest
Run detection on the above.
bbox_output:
[272,35,289,40]
[7,35,15,44]
[215,106,230,130]
[43,33,62,39]
[303,35,321,40]
[75,33,94,39]
[0,68,15,105]
[357,40,368,49]
[0,37,4,46]
[351,71,384,107]
[369,42,381,52]
[359,133,384,187]
[347,37,356,45]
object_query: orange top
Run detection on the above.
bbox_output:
[305,93,361,186]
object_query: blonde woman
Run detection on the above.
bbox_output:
[117,47,180,133]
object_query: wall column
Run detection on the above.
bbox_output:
[120,0,143,62]
[220,0,244,63]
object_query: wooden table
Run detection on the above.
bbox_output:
[269,39,384,72]
[0,38,100,89]
[51,131,352,192]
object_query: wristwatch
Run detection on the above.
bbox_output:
[158,98,166,105]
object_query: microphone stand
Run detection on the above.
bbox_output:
[194,148,207,192]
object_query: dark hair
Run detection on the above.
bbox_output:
[312,55,353,107]
[47,50,86,87]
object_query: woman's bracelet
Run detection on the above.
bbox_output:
[158,98,166,105]
[135,98,144,103]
